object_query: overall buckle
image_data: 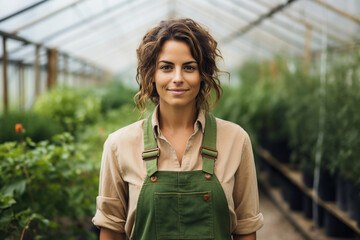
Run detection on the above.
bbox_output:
[201,146,218,160]
[142,148,160,161]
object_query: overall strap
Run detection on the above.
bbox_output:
[142,115,159,177]
[202,113,218,175]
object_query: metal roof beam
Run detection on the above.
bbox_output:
[40,0,140,43]
[184,0,300,54]
[209,0,305,52]
[5,0,138,57]
[0,0,50,23]
[178,2,275,57]
[222,0,299,44]
[312,0,360,25]
[288,2,356,39]
[12,0,85,34]
[228,0,322,47]
[254,0,351,45]
[11,0,149,60]
[51,0,149,48]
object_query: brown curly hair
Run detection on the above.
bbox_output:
[134,18,226,112]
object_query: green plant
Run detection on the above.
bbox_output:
[94,80,137,113]
[325,52,360,183]
[33,87,101,134]
[0,111,64,144]
[0,133,98,239]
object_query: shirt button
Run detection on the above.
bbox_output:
[203,194,210,201]
[204,173,212,180]
[150,176,157,182]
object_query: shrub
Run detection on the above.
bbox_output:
[33,87,101,134]
[0,112,64,144]
[0,133,98,239]
[94,81,137,113]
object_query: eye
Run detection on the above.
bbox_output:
[184,65,196,72]
[160,65,173,71]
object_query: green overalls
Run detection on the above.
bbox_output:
[132,113,232,240]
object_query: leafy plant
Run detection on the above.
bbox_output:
[0,133,98,239]
[0,112,64,144]
[94,80,137,113]
[32,87,101,134]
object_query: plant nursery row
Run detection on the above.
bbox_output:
[213,52,360,238]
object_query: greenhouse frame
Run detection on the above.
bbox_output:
[1,0,360,239]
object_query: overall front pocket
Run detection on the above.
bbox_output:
[154,191,214,239]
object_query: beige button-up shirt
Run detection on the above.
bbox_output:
[92,107,264,238]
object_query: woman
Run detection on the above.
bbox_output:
[93,18,264,240]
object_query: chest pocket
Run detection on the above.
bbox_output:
[154,191,214,239]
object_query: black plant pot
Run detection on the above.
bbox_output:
[302,168,314,189]
[302,194,312,219]
[288,182,302,211]
[269,140,291,164]
[257,156,267,172]
[336,175,348,211]
[324,211,353,238]
[313,203,324,227]
[317,169,336,202]
[346,180,360,221]
[281,176,291,203]
[258,131,271,151]
[268,166,281,187]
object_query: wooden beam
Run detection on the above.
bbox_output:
[47,48,58,90]
[19,61,25,110]
[81,62,86,86]
[34,45,41,98]
[2,37,8,113]
[303,25,312,73]
[313,0,360,25]
[63,54,69,86]
[0,30,33,45]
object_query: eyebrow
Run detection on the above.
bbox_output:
[158,60,197,65]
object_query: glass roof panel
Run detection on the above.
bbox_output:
[0,0,75,32]
[1,0,359,74]
[0,0,40,20]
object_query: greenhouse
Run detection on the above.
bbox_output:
[1,0,360,239]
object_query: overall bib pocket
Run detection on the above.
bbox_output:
[154,191,214,239]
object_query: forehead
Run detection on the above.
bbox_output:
[157,40,195,61]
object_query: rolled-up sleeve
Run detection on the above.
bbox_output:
[92,135,128,233]
[233,133,264,235]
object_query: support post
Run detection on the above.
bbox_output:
[34,45,41,97]
[2,37,8,113]
[47,48,57,89]
[81,62,86,86]
[63,54,69,86]
[303,25,312,73]
[19,61,25,110]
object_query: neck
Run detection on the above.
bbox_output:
[158,103,198,132]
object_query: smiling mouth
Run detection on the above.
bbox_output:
[167,89,189,95]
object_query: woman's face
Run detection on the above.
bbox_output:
[154,40,201,109]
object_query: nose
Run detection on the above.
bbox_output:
[172,67,184,84]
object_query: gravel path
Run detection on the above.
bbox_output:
[257,190,305,240]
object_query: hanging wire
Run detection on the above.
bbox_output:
[312,0,328,231]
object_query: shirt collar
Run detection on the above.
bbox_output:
[151,105,206,138]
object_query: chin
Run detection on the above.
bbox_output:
[163,100,196,108]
